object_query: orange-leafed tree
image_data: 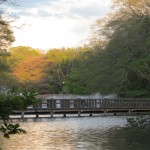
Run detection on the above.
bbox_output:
[12,56,50,83]
[8,46,42,67]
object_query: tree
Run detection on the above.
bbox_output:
[99,0,150,97]
[0,18,15,54]
[0,4,15,87]
[67,0,150,97]
[63,69,89,94]
[12,56,50,83]
[45,48,82,93]
[0,0,38,138]
[8,46,42,67]
[0,90,38,138]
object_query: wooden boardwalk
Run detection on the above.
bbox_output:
[11,98,150,118]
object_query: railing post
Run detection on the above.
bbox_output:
[90,100,94,109]
[51,99,56,109]
[78,98,81,109]
[47,100,50,109]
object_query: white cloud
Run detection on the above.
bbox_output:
[12,15,91,49]
[10,0,111,50]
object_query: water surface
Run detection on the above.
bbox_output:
[0,116,150,150]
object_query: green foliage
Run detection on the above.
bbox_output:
[1,0,149,98]
[0,90,37,115]
[65,0,150,97]
[0,122,26,139]
[44,47,86,94]
[0,1,40,139]
[0,14,15,84]
[63,70,89,94]
[0,18,15,53]
[0,90,38,138]
[121,89,150,98]
[126,117,150,128]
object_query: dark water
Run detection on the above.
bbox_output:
[0,116,150,150]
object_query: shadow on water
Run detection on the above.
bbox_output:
[101,127,150,150]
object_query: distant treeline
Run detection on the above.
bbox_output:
[0,0,150,98]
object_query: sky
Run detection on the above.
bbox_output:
[6,0,111,50]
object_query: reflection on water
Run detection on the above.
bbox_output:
[0,116,150,150]
[102,127,150,150]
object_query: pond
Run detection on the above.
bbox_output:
[0,116,150,150]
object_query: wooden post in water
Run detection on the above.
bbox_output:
[51,110,53,117]
[104,110,107,115]
[21,111,24,119]
[128,109,131,115]
[36,114,38,118]
[78,111,81,117]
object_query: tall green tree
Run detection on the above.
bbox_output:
[67,0,150,97]
[45,48,83,93]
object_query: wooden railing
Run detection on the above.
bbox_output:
[29,98,150,110]
[10,98,150,118]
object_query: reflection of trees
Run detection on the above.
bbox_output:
[101,127,150,150]
[75,128,107,150]
[76,127,150,150]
